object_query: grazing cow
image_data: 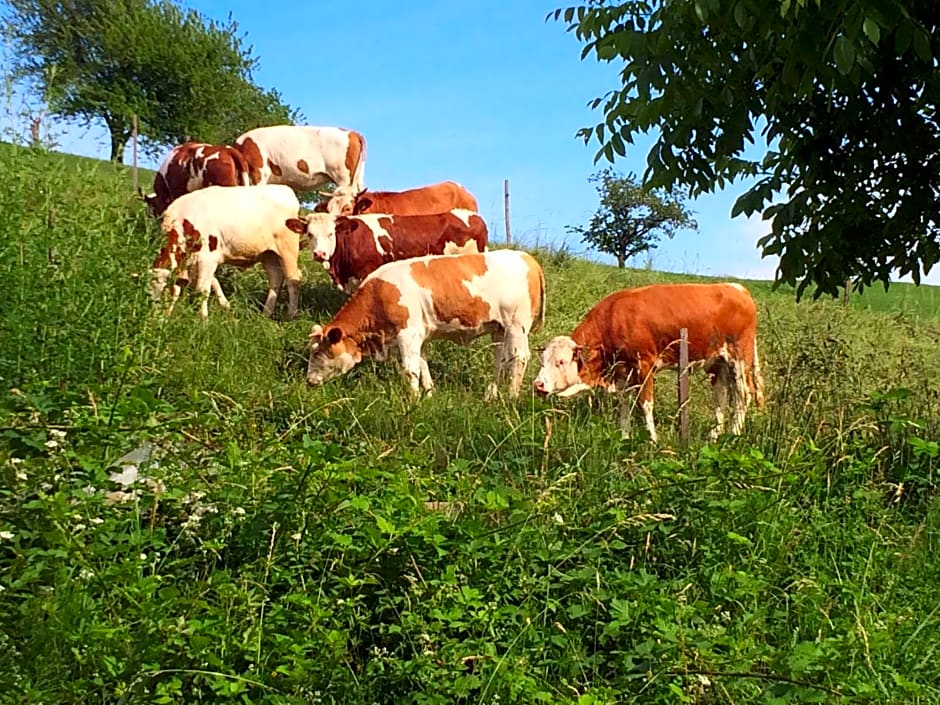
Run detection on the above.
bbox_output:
[142,142,251,217]
[533,282,765,442]
[234,125,366,198]
[320,180,479,216]
[306,250,545,398]
[150,185,303,320]
[286,209,488,291]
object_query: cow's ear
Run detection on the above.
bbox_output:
[309,324,324,342]
[354,196,372,213]
[326,327,343,345]
[285,218,306,235]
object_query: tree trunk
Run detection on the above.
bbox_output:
[617,254,625,268]
[105,113,128,164]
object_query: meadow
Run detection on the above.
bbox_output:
[0,143,938,704]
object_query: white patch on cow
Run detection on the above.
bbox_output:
[449,208,476,227]
[556,382,592,398]
[354,214,393,256]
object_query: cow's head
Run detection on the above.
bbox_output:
[307,324,362,386]
[137,187,165,218]
[148,268,172,302]
[287,213,337,262]
[533,336,592,397]
[325,186,359,216]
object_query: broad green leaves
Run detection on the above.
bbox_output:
[554,0,940,298]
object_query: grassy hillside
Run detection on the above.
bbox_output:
[1,144,939,704]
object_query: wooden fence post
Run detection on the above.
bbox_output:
[503,178,511,246]
[131,114,138,191]
[678,328,690,447]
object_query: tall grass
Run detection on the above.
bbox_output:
[0,145,938,704]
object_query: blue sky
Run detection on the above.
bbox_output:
[41,0,924,283]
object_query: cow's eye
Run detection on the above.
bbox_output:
[556,359,567,367]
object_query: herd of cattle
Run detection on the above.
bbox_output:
[143,124,766,441]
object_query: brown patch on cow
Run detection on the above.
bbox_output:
[267,159,283,177]
[327,279,410,357]
[408,255,491,328]
[235,136,264,184]
[154,227,181,268]
[296,158,310,174]
[208,235,219,252]
[350,181,478,216]
[181,218,203,252]
[345,130,365,184]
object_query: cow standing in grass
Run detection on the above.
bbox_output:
[235,124,366,200]
[142,142,251,217]
[306,250,545,398]
[319,180,478,216]
[534,282,765,442]
[150,185,303,320]
[287,209,488,291]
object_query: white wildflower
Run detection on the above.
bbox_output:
[79,568,94,580]
[10,457,23,465]
[90,517,104,525]
[44,439,59,450]
[49,429,67,440]
[0,531,14,540]
[552,512,565,525]
[139,553,147,561]
[290,532,302,541]
[232,507,246,517]
[15,470,27,482]
[40,482,53,491]
[73,524,86,531]
[82,486,97,496]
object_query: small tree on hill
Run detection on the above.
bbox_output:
[569,169,697,268]
[2,0,301,162]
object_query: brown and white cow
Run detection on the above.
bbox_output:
[306,250,545,398]
[150,185,303,320]
[142,142,251,217]
[286,209,488,291]
[234,125,366,199]
[320,180,478,216]
[533,282,765,442]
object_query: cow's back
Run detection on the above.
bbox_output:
[235,125,361,190]
[162,184,300,243]
[577,282,757,363]
[355,181,479,215]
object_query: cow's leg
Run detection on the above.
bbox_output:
[397,332,425,396]
[191,258,219,320]
[636,360,658,442]
[211,277,230,310]
[418,354,434,395]
[485,331,507,401]
[275,232,303,320]
[730,359,752,435]
[504,326,531,398]
[259,252,285,317]
[708,361,732,441]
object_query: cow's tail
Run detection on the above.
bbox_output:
[532,258,546,333]
[348,130,367,193]
[750,334,765,408]
[229,145,252,187]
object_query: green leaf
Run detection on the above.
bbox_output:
[862,17,880,45]
[895,21,912,54]
[912,28,932,63]
[833,36,855,74]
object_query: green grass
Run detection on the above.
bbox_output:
[1,144,939,704]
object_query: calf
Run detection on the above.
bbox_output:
[321,180,478,216]
[533,282,765,442]
[150,185,303,319]
[287,209,488,291]
[235,124,366,198]
[142,142,250,217]
[306,250,545,398]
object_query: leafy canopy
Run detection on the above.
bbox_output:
[551,0,940,298]
[3,0,302,162]
[569,168,696,268]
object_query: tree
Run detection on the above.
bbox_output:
[2,0,301,162]
[550,1,940,298]
[569,168,696,268]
